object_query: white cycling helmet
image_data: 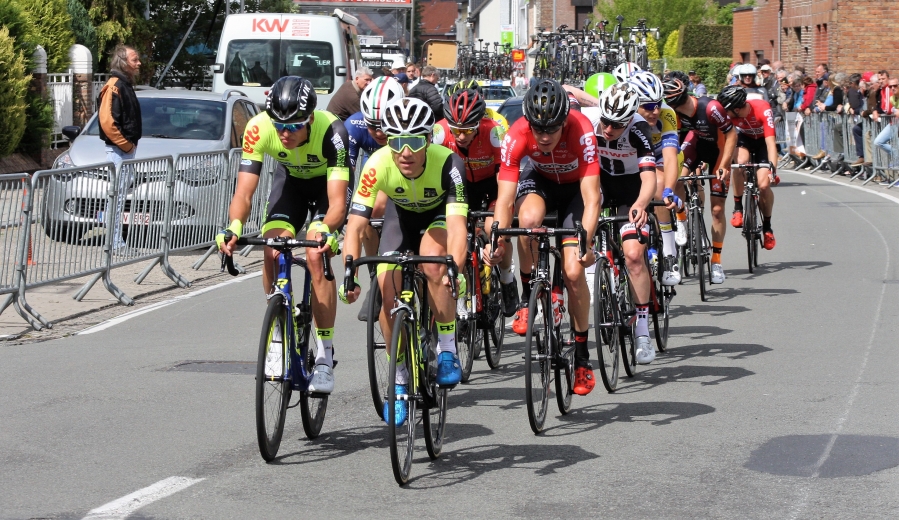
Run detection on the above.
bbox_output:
[598,82,640,124]
[381,97,435,136]
[628,71,664,103]
[735,63,758,76]
[613,62,642,83]
[360,77,405,125]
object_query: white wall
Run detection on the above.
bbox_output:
[475,0,503,46]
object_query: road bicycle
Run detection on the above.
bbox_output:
[222,235,334,461]
[345,253,459,485]
[358,219,391,420]
[733,162,769,273]
[641,201,676,353]
[677,174,717,301]
[493,221,586,434]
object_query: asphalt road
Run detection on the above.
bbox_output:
[2,169,898,519]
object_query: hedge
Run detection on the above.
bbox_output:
[666,57,732,94]
[0,27,30,157]
[678,24,732,58]
[18,0,75,72]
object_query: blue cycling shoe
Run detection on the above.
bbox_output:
[435,351,462,386]
[382,384,408,426]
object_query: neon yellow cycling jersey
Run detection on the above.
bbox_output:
[240,110,350,181]
[350,144,468,218]
[648,104,680,168]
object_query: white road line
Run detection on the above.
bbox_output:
[78,271,261,335]
[786,176,893,519]
[784,169,899,205]
[82,476,204,520]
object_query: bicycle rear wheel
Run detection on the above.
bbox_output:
[618,270,638,378]
[387,308,417,486]
[423,373,447,460]
[652,285,671,353]
[594,259,620,392]
[524,283,551,434]
[300,318,328,439]
[256,294,291,462]
[744,193,757,273]
[484,267,505,369]
[365,281,389,419]
[554,302,574,415]
[456,264,476,382]
[693,207,708,302]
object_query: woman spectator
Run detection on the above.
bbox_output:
[812,73,845,160]
[691,74,707,96]
[799,76,817,113]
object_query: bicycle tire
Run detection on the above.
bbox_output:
[745,193,756,274]
[300,314,328,439]
[365,281,388,419]
[693,207,708,302]
[524,282,551,434]
[618,269,638,378]
[422,378,447,460]
[484,267,505,369]
[387,307,416,486]
[752,197,761,268]
[594,258,620,392]
[256,294,291,462]
[653,284,671,353]
[456,264,476,382]
[554,290,574,415]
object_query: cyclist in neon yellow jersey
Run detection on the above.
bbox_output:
[217,76,350,395]
[340,98,469,425]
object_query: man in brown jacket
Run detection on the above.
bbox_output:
[96,44,142,251]
[326,67,373,120]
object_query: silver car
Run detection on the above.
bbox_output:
[43,89,260,245]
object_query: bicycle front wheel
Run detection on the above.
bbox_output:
[423,383,447,460]
[256,294,291,462]
[744,194,757,273]
[693,207,709,302]
[554,307,574,415]
[456,264,476,382]
[618,270,638,378]
[594,259,620,392]
[300,319,328,439]
[388,308,417,486]
[484,266,505,369]
[652,284,671,353]
[365,282,389,419]
[524,283,551,434]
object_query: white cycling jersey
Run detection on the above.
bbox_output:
[581,108,656,176]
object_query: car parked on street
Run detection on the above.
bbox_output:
[44,89,259,245]
[497,95,524,127]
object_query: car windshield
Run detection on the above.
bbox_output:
[482,87,515,100]
[499,102,523,126]
[223,39,335,93]
[84,98,226,140]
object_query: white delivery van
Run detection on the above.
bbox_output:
[212,9,363,108]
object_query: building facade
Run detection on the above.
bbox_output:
[732,0,899,74]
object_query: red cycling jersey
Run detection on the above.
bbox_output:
[731,99,776,140]
[498,110,599,184]
[432,118,504,183]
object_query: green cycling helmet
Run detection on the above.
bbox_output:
[584,73,618,99]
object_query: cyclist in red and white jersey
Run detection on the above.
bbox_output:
[489,79,600,395]
[432,88,519,316]
[718,85,778,250]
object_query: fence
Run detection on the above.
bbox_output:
[779,112,899,188]
[48,72,74,148]
[0,148,275,331]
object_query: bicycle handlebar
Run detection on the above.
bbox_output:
[344,254,459,300]
[221,236,335,281]
[730,163,771,169]
[493,221,587,259]
[677,174,719,182]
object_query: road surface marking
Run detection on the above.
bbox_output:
[82,476,204,519]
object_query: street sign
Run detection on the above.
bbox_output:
[511,49,525,62]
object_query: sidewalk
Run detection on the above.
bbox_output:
[0,247,265,344]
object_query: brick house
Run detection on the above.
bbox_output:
[732,0,899,74]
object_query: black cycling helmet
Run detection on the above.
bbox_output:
[718,85,748,111]
[444,89,486,127]
[523,79,570,129]
[662,77,690,108]
[266,76,316,122]
[664,70,691,86]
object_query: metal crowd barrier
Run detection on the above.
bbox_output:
[863,116,898,187]
[0,148,273,330]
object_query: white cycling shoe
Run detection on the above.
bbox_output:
[710,263,726,284]
[635,335,655,365]
[308,364,334,394]
[264,326,283,378]
[674,221,688,246]
[661,256,681,286]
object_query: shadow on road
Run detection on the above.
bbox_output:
[702,286,799,302]
[666,324,735,340]
[617,364,755,392]
[659,342,772,362]
[671,304,751,318]
[544,400,716,437]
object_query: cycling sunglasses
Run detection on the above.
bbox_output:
[272,118,310,133]
[365,121,382,132]
[600,117,628,130]
[529,123,564,135]
[449,125,477,136]
[640,102,662,111]
[387,135,429,153]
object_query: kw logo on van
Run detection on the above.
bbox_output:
[243,125,261,154]
[252,19,289,32]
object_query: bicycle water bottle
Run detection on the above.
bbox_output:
[480,264,491,294]
[647,247,658,278]
[551,286,563,327]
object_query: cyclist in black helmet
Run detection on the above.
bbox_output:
[216,75,351,395]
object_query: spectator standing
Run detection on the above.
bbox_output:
[326,67,373,120]
[97,44,142,251]
[814,63,829,87]
[847,73,866,165]
[690,74,707,96]
[406,62,421,88]
[872,77,898,159]
[407,65,444,120]
[759,64,777,100]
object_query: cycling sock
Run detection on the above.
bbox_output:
[395,363,409,385]
[660,221,676,257]
[711,242,723,264]
[733,196,743,212]
[635,304,649,337]
[676,209,687,223]
[520,271,532,302]
[315,328,334,366]
[436,321,457,355]
[763,217,772,232]
[574,329,590,364]
[500,264,515,284]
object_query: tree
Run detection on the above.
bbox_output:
[68,0,98,66]
[594,0,711,43]
[17,0,76,72]
[0,26,30,157]
[646,33,659,60]
[663,29,679,58]
[86,0,151,75]
[716,0,754,25]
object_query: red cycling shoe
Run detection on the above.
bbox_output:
[730,210,743,228]
[763,230,776,250]
[573,366,596,396]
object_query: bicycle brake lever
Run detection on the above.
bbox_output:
[446,257,458,300]
[221,252,241,276]
[344,256,355,292]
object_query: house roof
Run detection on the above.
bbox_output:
[419,0,459,37]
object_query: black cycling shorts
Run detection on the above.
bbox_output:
[262,164,353,235]
[681,136,729,197]
[467,177,499,212]
[516,163,584,244]
[737,134,771,165]
[378,201,446,256]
